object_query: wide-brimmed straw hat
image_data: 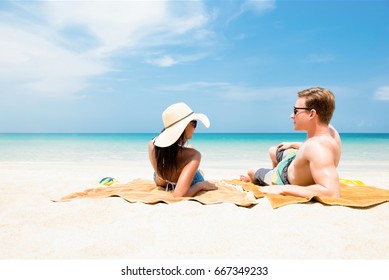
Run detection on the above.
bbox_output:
[154,102,210,147]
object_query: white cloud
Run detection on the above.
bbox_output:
[374,86,389,101]
[0,24,108,98]
[145,52,208,67]
[43,1,166,56]
[146,55,178,68]
[302,54,335,64]
[241,0,276,14]
[43,0,209,56]
[220,85,305,102]
[0,0,210,97]
[357,120,372,128]
[158,82,303,102]
[228,0,276,23]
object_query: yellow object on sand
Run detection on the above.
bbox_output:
[339,178,366,186]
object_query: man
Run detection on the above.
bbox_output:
[240,87,341,198]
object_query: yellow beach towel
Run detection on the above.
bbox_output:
[54,178,389,209]
[54,179,257,207]
[225,179,389,209]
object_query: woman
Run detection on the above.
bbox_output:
[148,102,217,197]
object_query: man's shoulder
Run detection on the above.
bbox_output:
[301,135,339,163]
[300,135,328,152]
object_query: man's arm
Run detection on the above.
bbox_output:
[277,141,302,151]
[261,142,341,198]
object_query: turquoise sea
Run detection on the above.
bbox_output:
[1,133,388,162]
[1,133,389,188]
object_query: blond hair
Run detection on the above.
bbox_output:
[298,87,335,124]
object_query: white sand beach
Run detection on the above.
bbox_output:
[1,158,389,280]
[1,160,389,262]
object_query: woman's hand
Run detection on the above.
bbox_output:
[174,180,217,197]
[200,181,218,191]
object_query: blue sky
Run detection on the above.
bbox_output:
[0,0,388,133]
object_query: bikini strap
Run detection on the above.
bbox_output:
[156,174,177,191]
[165,182,176,192]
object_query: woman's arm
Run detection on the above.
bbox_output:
[172,150,217,197]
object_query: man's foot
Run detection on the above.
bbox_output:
[240,175,251,182]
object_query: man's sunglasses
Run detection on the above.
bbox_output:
[293,106,312,115]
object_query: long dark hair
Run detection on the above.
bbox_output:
[154,132,186,180]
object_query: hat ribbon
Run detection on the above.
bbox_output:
[164,111,194,130]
